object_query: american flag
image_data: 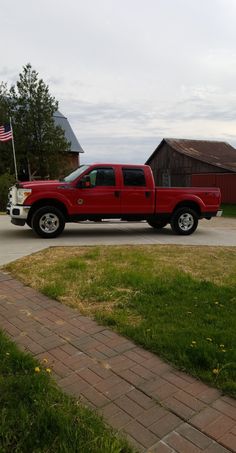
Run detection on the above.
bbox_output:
[0,124,13,142]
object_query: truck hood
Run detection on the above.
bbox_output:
[18,180,71,190]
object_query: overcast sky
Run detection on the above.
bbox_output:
[1,0,236,164]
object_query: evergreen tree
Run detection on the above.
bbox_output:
[0,64,70,179]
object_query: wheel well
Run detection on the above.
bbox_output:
[173,201,201,217]
[28,199,68,223]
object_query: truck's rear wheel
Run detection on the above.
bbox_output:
[31,206,65,238]
[147,219,168,229]
[171,207,198,235]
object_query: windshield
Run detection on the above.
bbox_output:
[63,165,90,182]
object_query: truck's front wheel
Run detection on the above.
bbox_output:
[170,207,198,235]
[31,206,65,238]
[26,218,32,228]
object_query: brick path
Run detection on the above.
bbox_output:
[0,270,235,453]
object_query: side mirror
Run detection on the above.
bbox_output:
[78,175,91,188]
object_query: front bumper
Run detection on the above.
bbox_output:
[7,204,31,226]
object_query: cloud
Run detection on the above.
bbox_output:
[79,135,162,165]
[57,91,236,163]
[2,0,236,163]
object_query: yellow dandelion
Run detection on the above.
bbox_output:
[212,368,220,375]
[46,368,51,373]
[34,367,40,373]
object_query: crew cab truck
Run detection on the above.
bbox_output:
[7,164,222,238]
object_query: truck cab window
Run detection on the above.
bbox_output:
[88,168,115,186]
[122,168,146,186]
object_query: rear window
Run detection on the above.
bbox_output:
[122,168,146,186]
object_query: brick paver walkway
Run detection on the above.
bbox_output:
[0,270,235,453]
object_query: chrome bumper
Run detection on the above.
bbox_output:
[8,205,31,220]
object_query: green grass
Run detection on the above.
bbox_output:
[5,245,236,397]
[0,330,134,453]
[221,204,236,217]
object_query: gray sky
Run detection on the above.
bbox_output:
[1,0,236,163]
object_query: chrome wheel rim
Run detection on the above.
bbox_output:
[39,213,60,233]
[178,213,194,231]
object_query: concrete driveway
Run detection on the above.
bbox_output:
[0,214,236,265]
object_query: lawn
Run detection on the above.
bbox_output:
[5,245,236,397]
[222,204,236,217]
[0,330,134,453]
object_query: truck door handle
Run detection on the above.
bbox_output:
[114,191,121,198]
[145,191,151,198]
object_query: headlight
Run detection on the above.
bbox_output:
[16,188,32,205]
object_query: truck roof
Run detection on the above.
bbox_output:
[85,163,149,168]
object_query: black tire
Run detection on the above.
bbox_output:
[147,219,168,229]
[31,206,65,238]
[170,207,198,235]
[26,218,32,228]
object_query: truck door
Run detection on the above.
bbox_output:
[73,166,121,215]
[120,167,155,214]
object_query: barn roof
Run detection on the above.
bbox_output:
[146,138,236,172]
[53,111,84,154]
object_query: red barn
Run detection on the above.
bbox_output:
[146,138,236,203]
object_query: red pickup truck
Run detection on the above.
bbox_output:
[7,163,222,238]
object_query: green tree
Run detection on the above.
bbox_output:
[0,64,70,179]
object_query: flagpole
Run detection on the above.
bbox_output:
[9,117,18,182]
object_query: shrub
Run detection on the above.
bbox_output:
[0,173,15,211]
